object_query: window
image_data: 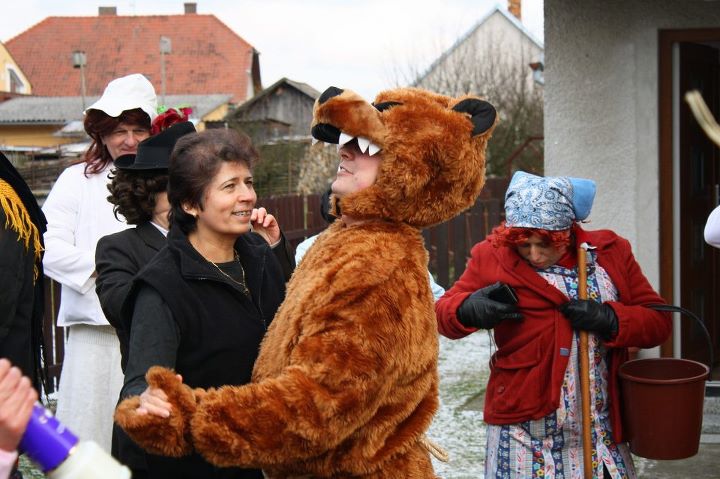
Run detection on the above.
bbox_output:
[7,67,26,94]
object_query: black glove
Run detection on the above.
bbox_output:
[559,299,619,340]
[456,282,523,329]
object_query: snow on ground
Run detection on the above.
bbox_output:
[24,332,676,478]
[430,332,492,478]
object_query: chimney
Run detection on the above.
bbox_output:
[98,6,117,16]
[184,3,197,14]
[508,0,521,21]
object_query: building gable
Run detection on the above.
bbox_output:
[0,42,31,95]
[232,78,319,141]
[416,7,544,94]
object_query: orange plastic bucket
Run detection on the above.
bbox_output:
[618,358,709,460]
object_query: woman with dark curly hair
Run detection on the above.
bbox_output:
[107,169,169,225]
[95,120,195,478]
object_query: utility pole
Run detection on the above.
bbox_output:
[159,36,172,106]
[72,51,87,111]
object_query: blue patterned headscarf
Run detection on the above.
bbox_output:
[504,171,596,231]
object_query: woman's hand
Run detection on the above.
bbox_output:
[115,371,195,457]
[456,282,523,329]
[251,207,281,246]
[136,374,182,418]
[137,386,172,418]
[560,299,619,340]
[0,359,37,451]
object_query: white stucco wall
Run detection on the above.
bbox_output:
[544,0,720,288]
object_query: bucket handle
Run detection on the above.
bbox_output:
[645,304,714,371]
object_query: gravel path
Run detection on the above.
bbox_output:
[21,335,493,478]
[430,332,492,478]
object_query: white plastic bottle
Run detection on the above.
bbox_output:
[19,404,130,478]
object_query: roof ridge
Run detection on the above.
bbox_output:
[414,5,543,86]
[45,12,217,18]
[4,17,50,44]
[12,13,256,50]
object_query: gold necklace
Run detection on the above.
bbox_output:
[209,250,250,297]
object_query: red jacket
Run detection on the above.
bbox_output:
[435,227,671,441]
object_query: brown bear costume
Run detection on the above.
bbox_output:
[116,87,496,478]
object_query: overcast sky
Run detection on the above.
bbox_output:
[0,0,544,100]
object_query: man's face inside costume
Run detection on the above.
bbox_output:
[331,138,382,199]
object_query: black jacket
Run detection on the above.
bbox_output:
[0,209,39,381]
[98,222,293,373]
[119,226,291,478]
[95,222,167,475]
[0,153,47,390]
[96,222,166,371]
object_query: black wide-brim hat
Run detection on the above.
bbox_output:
[114,121,196,170]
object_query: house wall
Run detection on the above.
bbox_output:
[544,0,720,288]
[236,87,315,138]
[418,10,543,96]
[202,104,229,123]
[194,104,230,131]
[0,125,74,147]
[0,43,31,94]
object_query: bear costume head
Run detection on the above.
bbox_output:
[311,86,496,227]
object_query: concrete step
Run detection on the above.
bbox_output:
[633,442,720,478]
[702,396,720,436]
[704,395,720,415]
[702,414,720,435]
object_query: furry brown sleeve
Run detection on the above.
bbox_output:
[114,366,204,457]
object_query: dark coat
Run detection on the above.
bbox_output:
[0,153,46,390]
[119,225,291,478]
[96,222,166,371]
[0,209,38,380]
[95,222,167,475]
[435,227,672,441]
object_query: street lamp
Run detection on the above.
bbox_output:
[71,51,87,110]
[159,36,172,106]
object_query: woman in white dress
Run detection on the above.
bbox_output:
[42,73,157,451]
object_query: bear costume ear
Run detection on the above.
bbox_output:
[373,101,402,112]
[318,86,344,105]
[452,99,497,136]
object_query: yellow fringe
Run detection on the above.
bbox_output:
[0,179,43,282]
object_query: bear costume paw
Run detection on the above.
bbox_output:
[114,366,202,457]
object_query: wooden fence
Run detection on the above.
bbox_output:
[42,279,64,393]
[424,197,503,289]
[15,158,73,194]
[41,191,503,391]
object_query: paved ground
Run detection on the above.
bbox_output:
[633,442,720,478]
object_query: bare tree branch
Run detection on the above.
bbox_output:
[400,27,544,176]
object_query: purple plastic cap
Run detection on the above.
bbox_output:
[19,404,79,472]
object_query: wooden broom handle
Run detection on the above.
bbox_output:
[578,246,593,479]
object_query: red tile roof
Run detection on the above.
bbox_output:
[6,13,258,103]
